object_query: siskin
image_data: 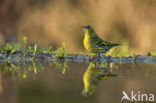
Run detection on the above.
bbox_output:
[82,25,120,55]
[82,62,117,96]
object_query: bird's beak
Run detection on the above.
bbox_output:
[82,25,89,30]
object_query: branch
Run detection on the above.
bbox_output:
[0,52,156,64]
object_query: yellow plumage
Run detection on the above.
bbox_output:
[82,62,117,96]
[82,25,120,54]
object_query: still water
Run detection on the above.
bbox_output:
[0,61,156,103]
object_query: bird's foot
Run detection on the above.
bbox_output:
[90,54,105,61]
[94,54,103,61]
[89,55,97,61]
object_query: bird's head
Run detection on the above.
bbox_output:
[82,25,94,30]
[82,25,96,37]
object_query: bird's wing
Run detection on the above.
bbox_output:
[92,36,120,47]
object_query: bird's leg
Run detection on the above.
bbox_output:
[92,54,98,59]
[98,53,104,58]
[89,54,97,61]
[90,54,104,61]
[95,53,104,61]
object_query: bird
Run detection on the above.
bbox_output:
[82,62,117,96]
[82,25,120,55]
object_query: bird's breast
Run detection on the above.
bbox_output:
[84,37,92,51]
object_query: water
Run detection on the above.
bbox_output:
[0,61,156,103]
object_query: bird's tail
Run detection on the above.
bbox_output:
[113,43,121,46]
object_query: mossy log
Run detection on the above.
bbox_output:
[0,52,156,64]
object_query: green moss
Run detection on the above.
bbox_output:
[55,42,68,58]
[0,37,68,57]
[0,43,21,53]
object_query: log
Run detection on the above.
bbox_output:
[0,52,156,64]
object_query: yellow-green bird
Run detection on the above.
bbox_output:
[82,62,117,96]
[82,25,120,55]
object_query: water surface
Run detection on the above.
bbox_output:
[0,62,156,103]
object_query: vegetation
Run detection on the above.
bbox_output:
[0,43,21,54]
[0,37,155,68]
[0,37,68,58]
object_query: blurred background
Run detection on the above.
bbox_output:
[0,0,156,53]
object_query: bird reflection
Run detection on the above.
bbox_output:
[82,62,117,96]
